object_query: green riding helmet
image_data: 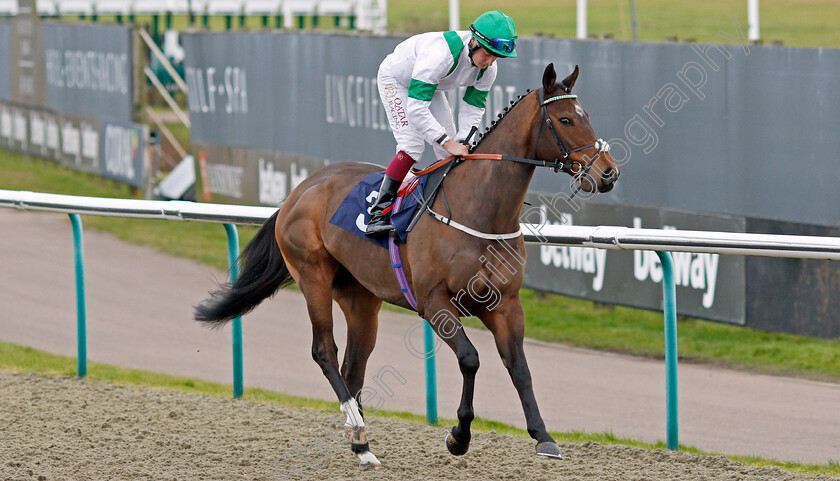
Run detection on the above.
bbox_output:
[469,10,518,58]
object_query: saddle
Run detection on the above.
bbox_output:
[327,158,463,249]
[398,158,461,233]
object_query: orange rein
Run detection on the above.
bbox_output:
[412,154,503,176]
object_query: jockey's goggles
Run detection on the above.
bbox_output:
[469,25,516,55]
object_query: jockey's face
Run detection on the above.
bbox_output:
[469,39,499,69]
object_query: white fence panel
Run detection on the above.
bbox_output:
[0,0,18,15]
[56,0,94,15]
[242,0,281,15]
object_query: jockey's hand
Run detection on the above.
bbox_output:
[443,139,469,157]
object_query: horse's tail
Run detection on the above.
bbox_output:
[194,211,294,328]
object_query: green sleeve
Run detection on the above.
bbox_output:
[463,86,488,108]
[408,78,437,101]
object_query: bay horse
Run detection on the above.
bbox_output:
[195,64,619,467]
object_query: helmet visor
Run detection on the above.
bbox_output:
[470,25,516,55]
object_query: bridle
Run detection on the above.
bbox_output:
[414,88,612,189]
[533,88,610,175]
[411,88,614,237]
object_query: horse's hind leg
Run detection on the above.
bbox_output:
[333,276,382,413]
[297,254,381,468]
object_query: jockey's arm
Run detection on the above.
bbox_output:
[405,50,453,147]
[455,64,497,143]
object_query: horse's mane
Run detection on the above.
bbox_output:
[471,88,533,150]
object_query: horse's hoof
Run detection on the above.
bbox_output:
[445,431,470,456]
[536,441,563,459]
[357,450,381,469]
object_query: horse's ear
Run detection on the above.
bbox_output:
[542,63,557,93]
[559,65,580,93]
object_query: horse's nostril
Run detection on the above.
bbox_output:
[603,167,619,182]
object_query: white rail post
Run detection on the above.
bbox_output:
[748,0,760,42]
[449,0,459,31]
[576,0,587,39]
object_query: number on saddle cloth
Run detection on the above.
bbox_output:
[328,171,431,248]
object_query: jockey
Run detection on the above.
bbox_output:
[365,10,518,238]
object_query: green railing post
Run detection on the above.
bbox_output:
[423,319,438,425]
[152,15,160,43]
[656,251,679,450]
[69,214,87,378]
[224,224,244,399]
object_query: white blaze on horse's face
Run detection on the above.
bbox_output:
[567,103,619,194]
[541,90,619,195]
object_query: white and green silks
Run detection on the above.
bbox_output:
[377,30,497,159]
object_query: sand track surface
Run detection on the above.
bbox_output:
[1,372,836,481]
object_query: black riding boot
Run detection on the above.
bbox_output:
[365,175,401,238]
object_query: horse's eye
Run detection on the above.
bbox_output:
[559,117,573,125]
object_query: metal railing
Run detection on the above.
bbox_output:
[0,190,274,401]
[4,188,840,451]
[522,223,840,449]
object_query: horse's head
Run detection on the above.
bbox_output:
[532,64,619,194]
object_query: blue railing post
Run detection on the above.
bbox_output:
[69,214,87,378]
[656,251,679,450]
[223,224,244,399]
[422,319,438,425]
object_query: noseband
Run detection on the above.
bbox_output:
[534,89,610,175]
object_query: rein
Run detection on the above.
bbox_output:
[413,153,575,177]
[410,88,611,238]
[415,89,609,178]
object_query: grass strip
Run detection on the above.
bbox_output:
[390,0,840,48]
[57,1,840,48]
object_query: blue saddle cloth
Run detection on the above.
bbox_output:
[328,171,429,249]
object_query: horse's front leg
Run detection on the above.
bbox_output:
[478,295,563,458]
[421,290,480,456]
